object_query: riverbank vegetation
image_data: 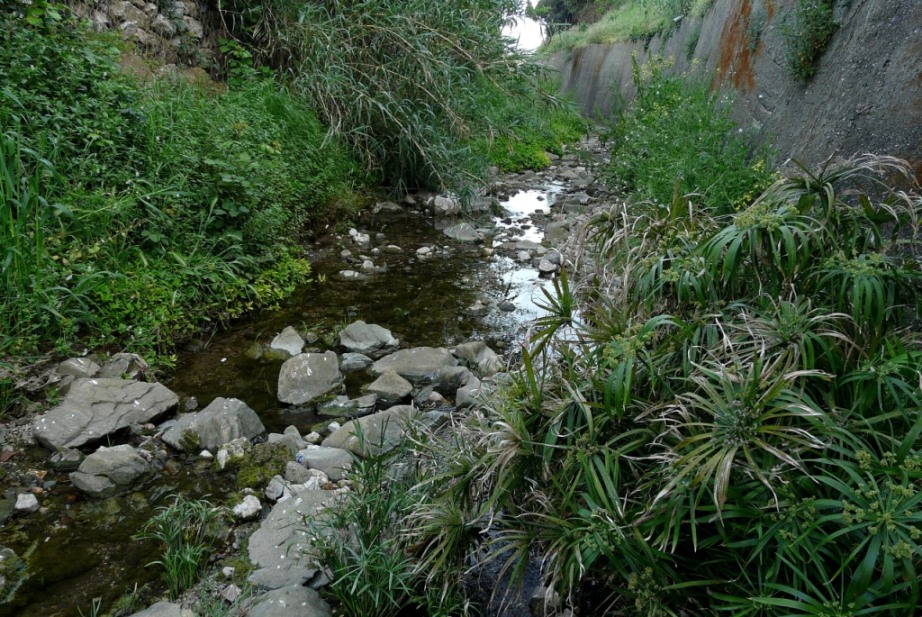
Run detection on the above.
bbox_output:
[0,0,582,386]
[320,62,922,615]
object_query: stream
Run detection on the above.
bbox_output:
[0,140,605,617]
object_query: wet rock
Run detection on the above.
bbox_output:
[364,371,412,406]
[33,378,179,450]
[247,586,332,617]
[322,405,441,458]
[127,601,193,617]
[160,397,265,452]
[538,258,558,275]
[14,493,39,515]
[453,341,504,376]
[248,489,337,589]
[433,366,473,394]
[443,222,482,243]
[338,321,399,358]
[340,353,372,373]
[498,300,516,312]
[57,358,100,378]
[433,194,461,216]
[49,448,84,471]
[371,347,458,384]
[278,351,343,406]
[70,445,151,499]
[296,447,352,482]
[98,353,153,380]
[270,326,305,358]
[233,495,262,520]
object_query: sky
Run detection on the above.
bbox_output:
[503,15,545,52]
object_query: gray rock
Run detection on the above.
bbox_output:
[340,353,372,372]
[265,476,287,501]
[515,240,546,255]
[216,437,251,471]
[14,493,39,515]
[181,15,203,38]
[33,378,179,450]
[49,448,84,471]
[69,445,151,499]
[338,321,398,358]
[247,586,332,617]
[267,431,304,455]
[456,375,483,409]
[248,489,337,589]
[443,223,482,243]
[538,258,558,275]
[544,221,571,244]
[278,352,343,405]
[371,347,458,384]
[433,195,461,216]
[160,397,265,452]
[150,13,177,38]
[98,353,152,380]
[433,366,473,394]
[284,461,313,484]
[453,341,504,376]
[322,405,437,458]
[296,447,352,482]
[270,327,305,358]
[364,371,412,406]
[127,601,194,617]
[233,495,262,520]
[57,358,100,378]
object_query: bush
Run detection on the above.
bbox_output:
[0,8,359,359]
[782,0,836,81]
[412,155,922,614]
[216,0,555,192]
[607,57,774,215]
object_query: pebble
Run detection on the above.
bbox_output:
[15,493,39,515]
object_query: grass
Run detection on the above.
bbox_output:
[542,0,717,54]
[134,496,225,600]
[781,0,836,80]
[0,7,360,362]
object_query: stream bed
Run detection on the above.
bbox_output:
[0,140,607,617]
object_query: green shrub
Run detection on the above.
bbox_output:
[782,0,836,81]
[0,8,359,358]
[412,155,922,614]
[607,57,774,215]
[135,496,225,600]
[216,0,550,192]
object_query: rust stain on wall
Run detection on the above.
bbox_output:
[713,0,756,92]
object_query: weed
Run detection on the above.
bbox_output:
[782,0,836,80]
[134,496,225,600]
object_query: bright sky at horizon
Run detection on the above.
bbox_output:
[503,15,544,52]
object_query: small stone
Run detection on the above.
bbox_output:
[304,431,322,444]
[222,566,236,579]
[265,476,286,501]
[233,495,262,520]
[498,300,516,312]
[199,450,213,459]
[221,584,242,604]
[15,493,40,515]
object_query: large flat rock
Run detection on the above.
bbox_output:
[33,378,179,450]
[246,586,332,617]
[248,489,338,590]
[277,352,343,406]
[321,405,443,458]
[370,347,458,384]
[338,321,398,358]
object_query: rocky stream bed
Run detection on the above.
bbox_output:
[0,137,613,617]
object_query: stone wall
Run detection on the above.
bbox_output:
[548,0,922,175]
[70,0,218,66]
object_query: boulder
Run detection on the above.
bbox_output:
[456,375,483,409]
[296,447,352,482]
[270,327,305,358]
[364,371,412,406]
[371,347,458,384]
[160,398,265,452]
[248,489,337,589]
[338,322,399,358]
[432,366,473,394]
[33,378,178,450]
[69,445,151,499]
[278,352,343,405]
[247,586,332,617]
[453,341,504,376]
[321,405,441,458]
